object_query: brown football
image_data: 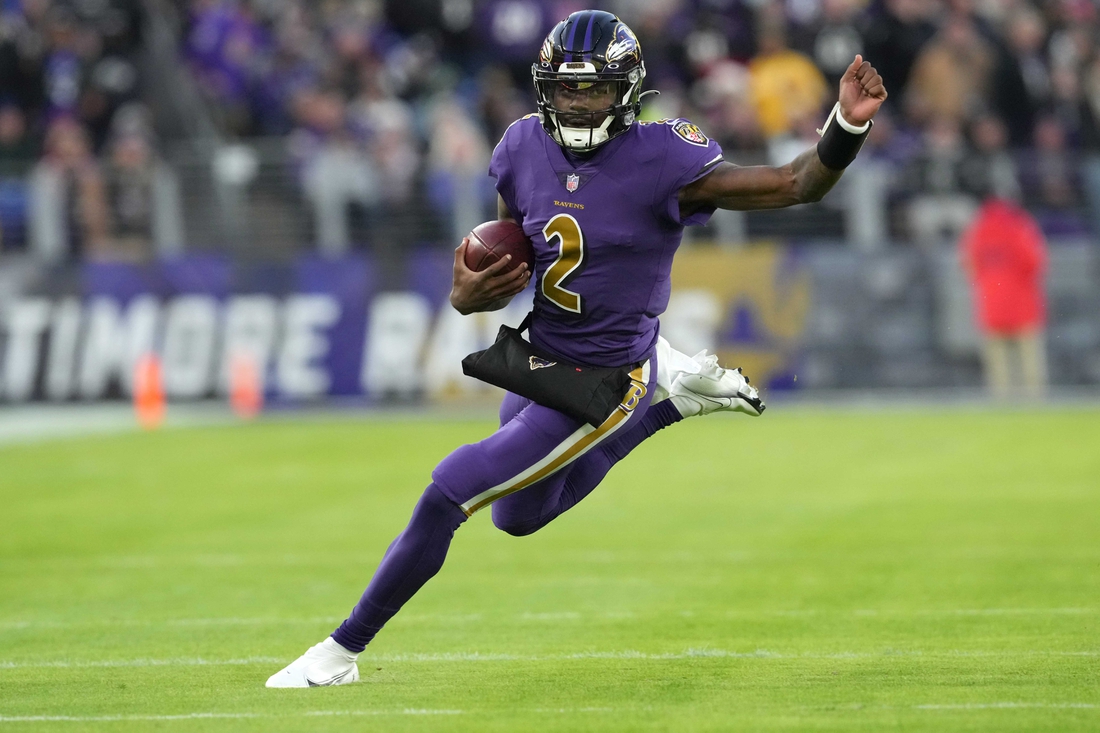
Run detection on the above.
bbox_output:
[464,220,535,274]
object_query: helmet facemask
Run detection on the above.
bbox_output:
[533,65,645,151]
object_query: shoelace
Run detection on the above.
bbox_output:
[692,351,722,376]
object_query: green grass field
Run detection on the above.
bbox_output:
[1,407,1098,731]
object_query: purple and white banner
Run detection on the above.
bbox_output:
[0,248,805,403]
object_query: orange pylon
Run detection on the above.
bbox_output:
[229,352,263,419]
[133,353,166,430]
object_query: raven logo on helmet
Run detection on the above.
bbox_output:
[532,10,648,151]
[604,24,640,65]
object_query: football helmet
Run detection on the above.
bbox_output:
[532,10,646,151]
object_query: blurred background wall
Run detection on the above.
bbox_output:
[0,0,1098,403]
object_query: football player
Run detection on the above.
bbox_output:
[266,9,886,687]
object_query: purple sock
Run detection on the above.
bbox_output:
[331,483,467,652]
[600,398,683,463]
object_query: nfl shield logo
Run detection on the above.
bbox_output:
[565,173,579,193]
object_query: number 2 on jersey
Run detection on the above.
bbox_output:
[541,214,586,314]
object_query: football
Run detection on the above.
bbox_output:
[464,220,535,274]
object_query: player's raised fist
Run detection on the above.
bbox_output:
[838,55,887,127]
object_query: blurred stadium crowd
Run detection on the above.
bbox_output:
[1,0,1099,261]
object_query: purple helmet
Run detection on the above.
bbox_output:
[532,10,646,151]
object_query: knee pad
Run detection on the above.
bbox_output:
[431,442,490,503]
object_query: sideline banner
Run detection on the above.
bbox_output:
[666,244,810,390]
[0,247,807,403]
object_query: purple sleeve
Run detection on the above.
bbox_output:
[655,120,725,227]
[488,130,520,222]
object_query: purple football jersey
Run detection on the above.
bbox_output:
[489,115,724,367]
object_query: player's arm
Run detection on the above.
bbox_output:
[679,56,886,215]
[449,195,530,315]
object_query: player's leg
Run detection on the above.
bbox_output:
[432,360,654,515]
[266,362,655,687]
[489,338,763,536]
[266,482,466,687]
[341,363,652,642]
[490,398,682,536]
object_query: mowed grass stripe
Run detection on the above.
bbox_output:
[1,410,1098,731]
[2,605,1097,630]
[2,648,1099,669]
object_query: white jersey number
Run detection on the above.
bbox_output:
[541,214,587,314]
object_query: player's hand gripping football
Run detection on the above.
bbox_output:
[838,55,887,127]
[450,238,531,315]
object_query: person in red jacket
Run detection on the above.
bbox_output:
[959,196,1048,399]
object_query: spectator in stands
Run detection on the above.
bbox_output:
[426,94,491,247]
[250,4,321,136]
[0,104,37,176]
[807,0,865,88]
[961,115,1018,203]
[1018,115,1081,232]
[614,1,685,89]
[28,116,109,263]
[693,59,766,155]
[41,5,85,117]
[476,65,530,145]
[989,7,1048,146]
[1080,53,1100,237]
[905,13,994,126]
[960,192,1048,400]
[0,5,47,117]
[290,87,377,256]
[101,105,185,260]
[905,118,979,245]
[349,67,421,251]
[473,0,556,85]
[350,71,419,208]
[861,0,938,97]
[0,103,39,252]
[748,13,828,140]
[184,0,269,136]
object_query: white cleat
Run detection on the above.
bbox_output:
[265,637,360,688]
[669,351,765,418]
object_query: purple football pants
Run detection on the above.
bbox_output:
[332,354,682,652]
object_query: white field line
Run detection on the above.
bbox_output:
[1,703,1096,723]
[6,547,1100,573]
[2,607,1095,630]
[914,703,1100,710]
[0,657,285,669]
[0,710,463,723]
[1,648,1097,670]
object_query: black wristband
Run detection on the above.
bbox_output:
[816,105,872,170]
